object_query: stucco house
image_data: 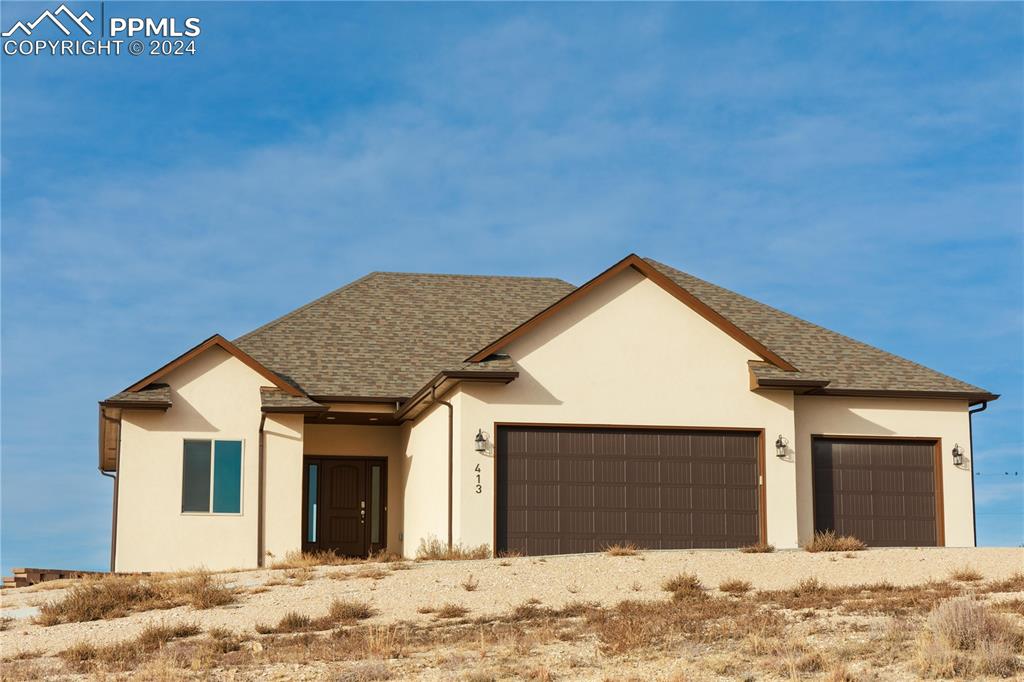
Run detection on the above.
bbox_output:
[98,255,997,572]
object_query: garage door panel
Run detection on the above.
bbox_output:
[497,427,761,555]
[813,438,938,547]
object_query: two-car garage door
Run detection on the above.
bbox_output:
[496,426,763,556]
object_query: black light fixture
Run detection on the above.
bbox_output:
[775,435,789,458]
[952,443,964,466]
[474,429,487,453]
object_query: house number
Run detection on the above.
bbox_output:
[474,463,482,493]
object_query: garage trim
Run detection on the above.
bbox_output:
[492,422,768,552]
[809,434,945,547]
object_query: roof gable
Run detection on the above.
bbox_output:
[467,254,798,371]
[122,334,302,397]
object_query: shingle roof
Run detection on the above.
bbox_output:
[260,388,327,413]
[234,273,576,399]
[644,258,992,397]
[102,383,172,408]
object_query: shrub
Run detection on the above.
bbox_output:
[460,574,479,592]
[916,597,1022,678]
[415,536,490,561]
[804,530,866,553]
[327,599,376,623]
[434,603,470,619]
[739,543,775,553]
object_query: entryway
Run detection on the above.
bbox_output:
[302,456,387,557]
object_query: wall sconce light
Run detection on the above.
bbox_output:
[474,429,488,453]
[952,443,964,466]
[775,435,789,458]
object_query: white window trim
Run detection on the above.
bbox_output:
[181,438,245,516]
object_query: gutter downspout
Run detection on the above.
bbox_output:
[99,408,121,573]
[968,401,988,547]
[432,386,454,552]
[257,414,267,567]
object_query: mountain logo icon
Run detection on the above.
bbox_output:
[2,4,94,37]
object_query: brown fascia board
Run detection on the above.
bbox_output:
[307,395,409,404]
[395,370,519,421]
[806,388,1000,405]
[261,405,330,414]
[98,400,171,410]
[754,378,831,389]
[466,254,798,372]
[124,334,304,397]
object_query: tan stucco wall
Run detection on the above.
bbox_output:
[793,396,975,547]
[116,347,272,572]
[303,424,404,554]
[263,414,304,564]
[453,268,800,550]
[400,402,451,557]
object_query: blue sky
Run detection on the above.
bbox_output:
[1,2,1021,575]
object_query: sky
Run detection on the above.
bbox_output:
[1,2,1022,575]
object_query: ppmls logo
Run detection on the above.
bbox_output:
[3,3,201,57]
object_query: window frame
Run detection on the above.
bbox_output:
[181,438,245,516]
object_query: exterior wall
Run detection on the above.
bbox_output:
[400,401,451,557]
[116,347,272,572]
[302,424,404,555]
[263,414,305,564]
[793,396,974,547]
[454,268,800,550]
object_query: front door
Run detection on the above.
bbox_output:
[303,457,387,556]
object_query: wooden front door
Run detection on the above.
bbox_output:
[303,457,387,557]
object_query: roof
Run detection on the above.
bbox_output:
[101,383,172,409]
[643,258,995,400]
[260,388,327,413]
[234,272,575,399]
[106,254,995,408]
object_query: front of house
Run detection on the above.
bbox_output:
[99,255,997,572]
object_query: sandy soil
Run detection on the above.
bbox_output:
[2,546,1022,659]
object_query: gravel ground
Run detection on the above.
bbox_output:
[1,546,1021,658]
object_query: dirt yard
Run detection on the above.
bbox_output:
[2,547,1022,680]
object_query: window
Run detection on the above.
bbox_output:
[182,439,243,514]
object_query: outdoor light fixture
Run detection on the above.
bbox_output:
[952,443,965,466]
[775,435,789,458]
[474,429,487,453]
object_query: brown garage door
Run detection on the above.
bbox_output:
[812,438,942,547]
[496,426,763,556]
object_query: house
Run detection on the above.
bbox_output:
[98,255,997,572]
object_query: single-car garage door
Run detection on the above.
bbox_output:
[812,438,942,547]
[496,426,763,556]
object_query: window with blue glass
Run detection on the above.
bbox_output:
[182,439,243,514]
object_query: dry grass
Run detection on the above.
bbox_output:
[982,572,1024,593]
[739,542,775,553]
[434,603,470,619]
[916,596,1023,677]
[719,578,752,594]
[59,621,200,672]
[460,574,479,591]
[949,566,984,582]
[415,537,491,561]
[256,598,376,633]
[328,598,377,623]
[35,571,237,625]
[804,530,867,553]
[271,549,404,570]
[603,543,640,556]
[662,572,704,598]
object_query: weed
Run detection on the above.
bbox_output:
[804,530,866,553]
[739,542,775,553]
[461,574,480,591]
[719,578,752,594]
[604,543,639,556]
[415,536,491,561]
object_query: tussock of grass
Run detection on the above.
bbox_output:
[662,573,704,597]
[460,574,479,591]
[271,549,404,570]
[603,543,640,556]
[719,578,752,594]
[982,572,1024,593]
[949,566,984,582]
[739,542,775,553]
[328,599,377,623]
[36,571,236,625]
[804,530,866,553]
[916,597,1023,677]
[415,537,491,561]
[434,603,470,619]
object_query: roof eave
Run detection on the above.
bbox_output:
[98,400,172,411]
[804,388,999,404]
[395,370,519,421]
